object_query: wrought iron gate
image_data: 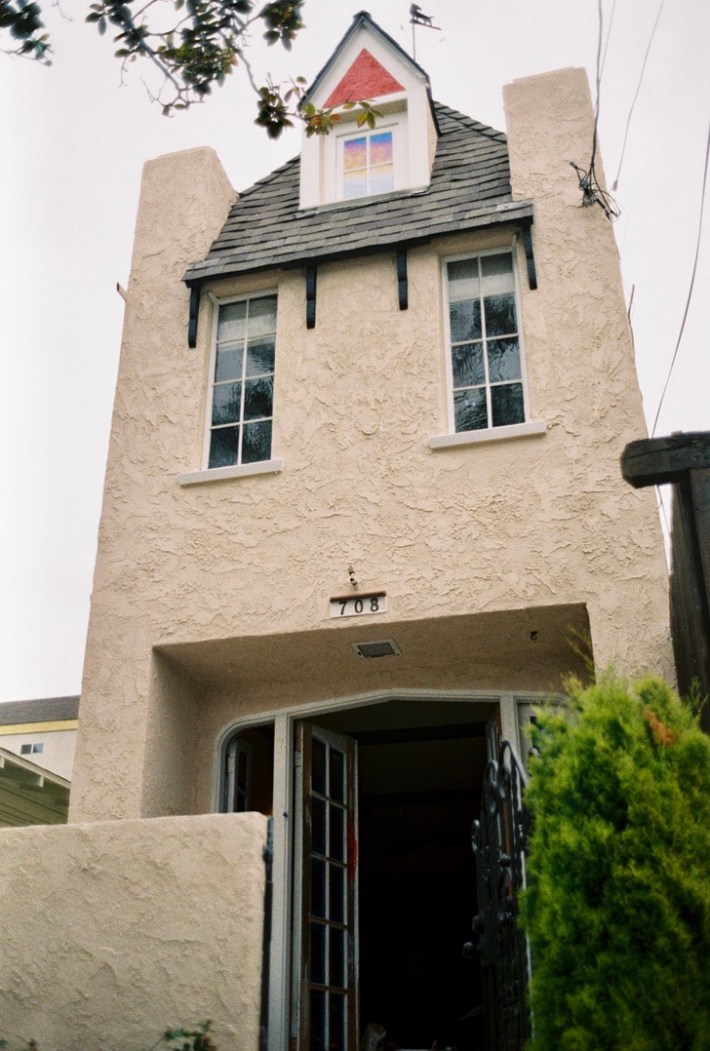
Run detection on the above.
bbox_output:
[470,726,530,1051]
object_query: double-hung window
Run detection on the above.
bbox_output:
[342,128,394,199]
[208,293,277,469]
[445,252,526,433]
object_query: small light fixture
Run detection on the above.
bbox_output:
[352,639,401,659]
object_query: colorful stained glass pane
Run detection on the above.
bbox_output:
[370,131,393,166]
[344,170,367,198]
[370,164,394,194]
[343,136,367,170]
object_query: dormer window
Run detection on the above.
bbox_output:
[298,13,439,210]
[342,128,394,198]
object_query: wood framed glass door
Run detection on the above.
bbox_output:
[292,722,358,1051]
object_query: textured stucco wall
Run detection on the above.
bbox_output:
[71,67,672,823]
[0,812,267,1050]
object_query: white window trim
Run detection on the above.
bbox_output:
[327,109,409,204]
[429,420,547,450]
[438,247,543,442]
[177,289,280,485]
[177,459,283,486]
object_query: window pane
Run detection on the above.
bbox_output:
[454,388,488,431]
[246,337,275,377]
[243,377,273,421]
[241,420,272,463]
[491,382,525,426]
[452,343,485,388]
[343,136,366,170]
[330,926,345,988]
[330,805,344,862]
[212,382,241,425]
[329,749,344,804]
[449,299,481,343]
[488,338,521,382]
[370,164,394,194]
[21,744,32,754]
[312,738,326,794]
[312,796,326,855]
[310,921,326,984]
[312,857,326,917]
[344,170,367,198]
[217,301,246,342]
[330,864,344,924]
[246,296,277,337]
[447,259,478,301]
[310,990,326,1051]
[214,343,243,382]
[209,426,239,468]
[370,132,393,165]
[330,992,345,1051]
[484,293,517,337]
[481,253,514,294]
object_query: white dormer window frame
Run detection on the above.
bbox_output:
[336,116,403,201]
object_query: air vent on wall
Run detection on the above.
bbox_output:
[352,639,401,659]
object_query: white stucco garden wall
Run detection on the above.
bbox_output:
[0,812,267,1050]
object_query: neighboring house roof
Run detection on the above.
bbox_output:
[0,746,70,826]
[0,696,80,726]
[184,102,533,285]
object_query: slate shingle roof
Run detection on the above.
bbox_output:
[0,696,80,725]
[184,102,533,285]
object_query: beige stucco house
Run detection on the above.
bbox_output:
[0,13,672,1051]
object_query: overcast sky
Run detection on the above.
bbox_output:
[1,0,708,703]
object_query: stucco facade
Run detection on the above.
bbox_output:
[0,18,672,1050]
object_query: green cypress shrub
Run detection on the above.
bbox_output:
[522,675,710,1051]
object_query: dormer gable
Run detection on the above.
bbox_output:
[299,12,439,210]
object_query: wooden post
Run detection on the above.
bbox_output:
[621,432,710,731]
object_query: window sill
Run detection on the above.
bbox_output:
[177,459,283,486]
[429,420,547,450]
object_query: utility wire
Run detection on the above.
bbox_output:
[651,120,710,437]
[612,0,667,191]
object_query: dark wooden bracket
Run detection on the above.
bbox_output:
[396,248,408,310]
[521,223,537,291]
[188,284,201,349]
[306,265,317,329]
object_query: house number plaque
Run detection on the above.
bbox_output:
[329,592,387,619]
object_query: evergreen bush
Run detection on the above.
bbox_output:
[522,675,710,1051]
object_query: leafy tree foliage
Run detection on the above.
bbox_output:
[1,0,379,131]
[523,675,710,1051]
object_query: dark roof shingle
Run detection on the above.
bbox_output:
[0,696,80,725]
[184,102,533,284]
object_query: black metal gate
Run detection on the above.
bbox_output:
[470,726,530,1050]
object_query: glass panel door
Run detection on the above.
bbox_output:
[293,723,358,1051]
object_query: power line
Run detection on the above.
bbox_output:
[612,0,667,192]
[651,120,710,437]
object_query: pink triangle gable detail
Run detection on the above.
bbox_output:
[324,49,405,108]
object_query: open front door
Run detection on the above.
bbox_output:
[292,722,358,1051]
[471,721,530,1050]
